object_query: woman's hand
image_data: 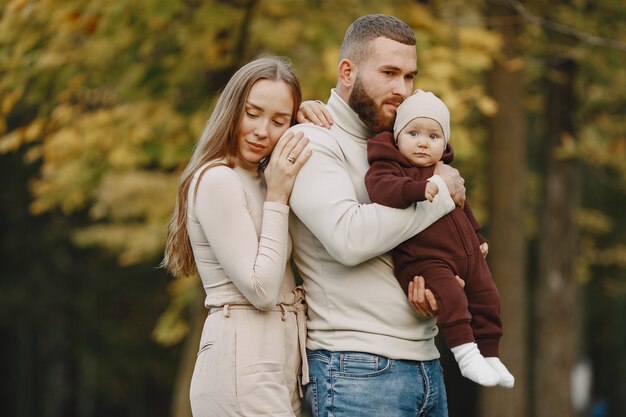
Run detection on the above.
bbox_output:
[296,100,333,128]
[264,131,312,205]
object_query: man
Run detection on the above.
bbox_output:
[287,14,466,417]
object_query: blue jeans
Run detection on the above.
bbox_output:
[304,349,448,417]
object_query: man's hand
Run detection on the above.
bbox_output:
[408,275,465,317]
[434,162,466,207]
[408,276,437,317]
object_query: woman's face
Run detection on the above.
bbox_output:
[237,79,294,168]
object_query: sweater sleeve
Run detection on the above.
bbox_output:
[288,124,455,266]
[192,167,289,309]
[365,160,428,208]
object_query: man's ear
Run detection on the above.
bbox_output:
[338,58,355,88]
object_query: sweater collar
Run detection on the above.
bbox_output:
[327,89,377,142]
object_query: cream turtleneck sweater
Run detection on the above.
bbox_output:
[287,89,455,361]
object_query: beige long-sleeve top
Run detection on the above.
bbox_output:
[286,89,456,361]
[187,162,295,310]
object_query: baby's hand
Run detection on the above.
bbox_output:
[480,242,489,258]
[297,100,333,128]
[425,181,439,202]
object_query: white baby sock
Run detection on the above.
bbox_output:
[451,342,500,387]
[485,357,515,388]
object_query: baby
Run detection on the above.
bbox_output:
[364,90,514,388]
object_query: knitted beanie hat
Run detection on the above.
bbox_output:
[393,89,450,145]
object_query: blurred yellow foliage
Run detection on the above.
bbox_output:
[152,275,202,346]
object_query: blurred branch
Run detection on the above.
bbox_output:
[504,0,626,53]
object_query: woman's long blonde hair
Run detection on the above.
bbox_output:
[161,56,302,277]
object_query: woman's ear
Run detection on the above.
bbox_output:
[337,59,355,89]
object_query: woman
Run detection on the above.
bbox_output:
[162,56,311,417]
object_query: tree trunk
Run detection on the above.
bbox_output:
[480,1,529,416]
[233,0,259,67]
[534,56,581,417]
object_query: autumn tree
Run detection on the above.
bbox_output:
[515,0,626,415]
[481,1,529,417]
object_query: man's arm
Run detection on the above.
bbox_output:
[288,125,455,266]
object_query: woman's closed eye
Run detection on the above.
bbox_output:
[272,118,288,127]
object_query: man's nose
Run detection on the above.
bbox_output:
[392,76,412,99]
[391,76,409,97]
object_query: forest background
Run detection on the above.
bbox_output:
[1,0,625,416]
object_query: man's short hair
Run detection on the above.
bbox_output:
[339,14,416,64]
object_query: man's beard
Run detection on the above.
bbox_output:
[348,76,395,133]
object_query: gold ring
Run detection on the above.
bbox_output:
[286,155,295,163]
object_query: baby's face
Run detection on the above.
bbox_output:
[396,117,446,167]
